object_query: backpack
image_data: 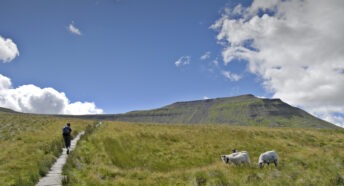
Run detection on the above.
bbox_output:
[63,126,70,135]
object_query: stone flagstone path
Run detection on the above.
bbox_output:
[36,122,101,186]
[36,131,84,186]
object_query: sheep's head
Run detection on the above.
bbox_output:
[258,162,263,168]
[221,155,230,163]
[221,155,226,162]
[232,149,237,153]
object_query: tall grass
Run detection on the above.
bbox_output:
[63,122,344,185]
[0,112,94,185]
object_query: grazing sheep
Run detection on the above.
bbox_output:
[221,151,251,167]
[258,150,278,168]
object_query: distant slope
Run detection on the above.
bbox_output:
[78,94,339,129]
[0,107,17,113]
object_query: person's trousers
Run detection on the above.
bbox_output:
[63,135,71,148]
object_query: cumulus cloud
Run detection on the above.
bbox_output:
[221,71,241,81]
[203,96,209,100]
[0,74,102,115]
[0,74,11,89]
[0,36,19,63]
[68,22,82,35]
[200,51,211,60]
[212,0,344,127]
[175,56,191,67]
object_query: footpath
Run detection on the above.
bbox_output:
[36,122,101,186]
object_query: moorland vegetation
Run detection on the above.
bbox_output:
[63,121,344,185]
[0,111,94,185]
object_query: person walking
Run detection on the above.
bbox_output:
[62,123,72,154]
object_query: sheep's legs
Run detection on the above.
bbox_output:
[274,160,278,167]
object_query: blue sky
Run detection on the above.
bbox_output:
[0,0,266,114]
[1,0,343,127]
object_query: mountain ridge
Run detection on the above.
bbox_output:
[75,94,339,129]
[0,107,18,113]
[0,94,339,129]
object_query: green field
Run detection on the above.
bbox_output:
[63,122,344,185]
[0,112,95,185]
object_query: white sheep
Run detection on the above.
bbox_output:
[258,150,278,168]
[221,151,251,167]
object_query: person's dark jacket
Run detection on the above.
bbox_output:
[62,126,72,136]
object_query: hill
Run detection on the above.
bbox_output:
[77,94,338,129]
[0,101,342,185]
[0,107,17,113]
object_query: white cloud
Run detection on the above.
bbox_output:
[200,51,211,60]
[68,22,82,35]
[212,59,219,66]
[203,96,209,100]
[0,74,11,90]
[256,95,267,99]
[212,0,344,127]
[0,36,19,63]
[175,56,191,67]
[221,71,241,81]
[0,74,102,115]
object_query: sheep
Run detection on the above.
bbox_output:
[258,150,278,168]
[221,151,251,167]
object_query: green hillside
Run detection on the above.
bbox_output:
[0,107,342,185]
[0,111,95,185]
[78,94,338,129]
[63,121,344,185]
[0,107,17,113]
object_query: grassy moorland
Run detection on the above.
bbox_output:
[63,122,344,185]
[0,112,95,186]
